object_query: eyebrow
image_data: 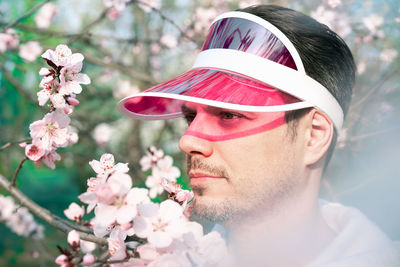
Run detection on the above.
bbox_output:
[181,104,195,114]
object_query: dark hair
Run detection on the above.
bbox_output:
[238,5,356,167]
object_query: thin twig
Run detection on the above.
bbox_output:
[0,137,32,151]
[11,156,28,186]
[0,174,108,246]
[135,0,195,42]
[2,0,50,31]
[349,126,400,142]
[350,68,399,111]
[83,53,154,83]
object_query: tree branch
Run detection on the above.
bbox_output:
[2,0,51,31]
[0,174,108,246]
[0,137,32,151]
[11,156,28,186]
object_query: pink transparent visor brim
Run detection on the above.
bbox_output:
[182,107,286,141]
[123,68,301,118]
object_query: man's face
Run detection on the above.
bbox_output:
[179,103,307,223]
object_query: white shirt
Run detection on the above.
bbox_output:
[307,201,400,267]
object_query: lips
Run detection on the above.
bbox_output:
[189,171,225,179]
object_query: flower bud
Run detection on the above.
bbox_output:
[55,254,68,265]
[83,253,95,265]
[64,202,84,222]
[67,230,80,248]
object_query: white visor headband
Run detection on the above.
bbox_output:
[118,11,344,131]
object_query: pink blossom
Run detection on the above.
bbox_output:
[325,0,341,8]
[114,80,140,99]
[160,34,178,49]
[363,14,384,35]
[80,240,97,253]
[39,67,51,76]
[380,48,398,63]
[104,0,131,12]
[139,146,164,171]
[37,78,58,106]
[135,200,187,248]
[0,29,19,53]
[161,178,193,204]
[137,0,161,13]
[29,111,71,151]
[150,43,161,54]
[19,41,43,62]
[89,153,129,177]
[0,195,17,220]
[41,150,61,169]
[147,252,191,267]
[55,254,68,266]
[310,5,351,38]
[41,44,83,67]
[59,61,91,95]
[25,141,46,161]
[193,8,218,35]
[67,230,80,248]
[64,202,84,222]
[107,8,123,20]
[137,244,160,263]
[34,3,58,29]
[83,253,96,265]
[92,123,113,145]
[107,229,127,261]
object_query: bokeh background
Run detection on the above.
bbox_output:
[0,0,399,266]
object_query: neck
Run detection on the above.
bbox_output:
[224,172,335,266]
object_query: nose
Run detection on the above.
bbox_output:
[179,133,213,157]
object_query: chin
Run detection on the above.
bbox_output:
[191,195,238,223]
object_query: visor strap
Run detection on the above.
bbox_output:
[192,49,343,131]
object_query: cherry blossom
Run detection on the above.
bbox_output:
[160,34,178,49]
[89,153,129,178]
[193,8,219,35]
[34,2,59,29]
[161,178,194,205]
[380,48,398,63]
[24,141,46,161]
[41,44,84,67]
[114,80,140,99]
[80,240,97,254]
[92,123,114,145]
[19,41,43,62]
[41,150,62,169]
[0,29,19,53]
[325,0,341,8]
[310,5,351,38]
[0,195,44,239]
[64,202,85,222]
[134,200,187,248]
[29,111,71,151]
[363,14,384,35]
[59,60,91,95]
[139,146,164,171]
[137,0,161,13]
[107,228,127,261]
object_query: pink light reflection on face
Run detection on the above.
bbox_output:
[181,103,286,142]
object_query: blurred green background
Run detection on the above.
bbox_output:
[1,0,399,266]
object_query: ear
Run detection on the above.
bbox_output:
[303,109,334,166]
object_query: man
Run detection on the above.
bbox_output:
[119,5,400,266]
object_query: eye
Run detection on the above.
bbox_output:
[183,113,196,125]
[219,111,244,120]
